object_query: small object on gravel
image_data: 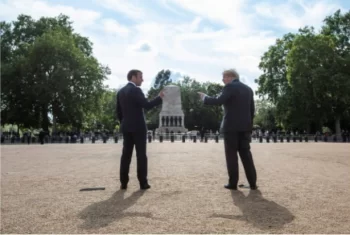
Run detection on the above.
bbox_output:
[79,187,105,191]
[238,184,258,189]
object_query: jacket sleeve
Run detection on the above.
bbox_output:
[133,87,162,110]
[203,85,232,105]
[250,88,255,121]
[116,91,123,122]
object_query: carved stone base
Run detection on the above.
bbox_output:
[155,126,188,134]
[156,85,187,134]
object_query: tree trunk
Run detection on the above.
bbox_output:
[52,114,57,134]
[306,122,310,134]
[51,99,60,134]
[41,105,49,132]
[335,116,341,140]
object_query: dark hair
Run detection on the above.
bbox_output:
[127,69,142,81]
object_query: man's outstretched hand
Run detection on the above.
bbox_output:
[159,90,165,99]
[198,92,206,101]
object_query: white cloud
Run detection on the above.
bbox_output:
[254,0,343,30]
[0,0,346,98]
[189,16,202,31]
[0,0,101,33]
[102,18,129,36]
[131,42,153,52]
[97,0,146,20]
[166,0,251,30]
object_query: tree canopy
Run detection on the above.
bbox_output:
[255,10,350,134]
[1,14,110,132]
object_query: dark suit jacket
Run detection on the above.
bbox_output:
[116,83,162,133]
[204,79,255,132]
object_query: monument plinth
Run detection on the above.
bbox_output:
[156,85,188,133]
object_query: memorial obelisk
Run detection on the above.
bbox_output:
[156,85,188,133]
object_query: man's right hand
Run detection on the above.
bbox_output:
[159,90,165,98]
[197,92,207,101]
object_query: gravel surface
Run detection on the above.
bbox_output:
[1,142,350,233]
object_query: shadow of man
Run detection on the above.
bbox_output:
[79,190,151,229]
[211,190,295,230]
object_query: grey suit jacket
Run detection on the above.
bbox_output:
[203,79,255,132]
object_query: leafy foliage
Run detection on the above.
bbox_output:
[1,14,110,131]
[256,10,350,134]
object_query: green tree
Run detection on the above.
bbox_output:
[1,20,40,128]
[321,9,350,134]
[99,88,118,131]
[1,14,110,132]
[255,32,307,130]
[177,77,203,130]
[152,69,172,89]
[253,100,277,130]
[85,88,118,132]
[200,82,224,130]
[256,28,334,132]
[322,10,350,57]
[256,10,350,134]
[285,28,332,130]
[177,77,223,131]
[286,31,349,136]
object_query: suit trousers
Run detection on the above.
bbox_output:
[223,131,257,187]
[120,131,148,186]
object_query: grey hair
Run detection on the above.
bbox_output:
[222,69,239,79]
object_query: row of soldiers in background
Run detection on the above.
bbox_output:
[146,131,221,143]
[1,131,37,144]
[252,129,350,142]
[0,130,116,145]
[147,128,220,143]
[254,130,309,137]
[340,130,350,141]
[3,128,349,144]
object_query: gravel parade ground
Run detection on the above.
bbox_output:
[1,142,349,233]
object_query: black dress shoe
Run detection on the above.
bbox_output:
[224,184,237,190]
[250,185,258,190]
[120,184,127,190]
[140,184,151,190]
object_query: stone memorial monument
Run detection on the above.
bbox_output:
[156,85,188,133]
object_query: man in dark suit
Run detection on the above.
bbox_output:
[198,69,257,190]
[116,69,164,190]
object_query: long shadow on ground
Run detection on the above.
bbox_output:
[79,190,151,229]
[211,190,295,230]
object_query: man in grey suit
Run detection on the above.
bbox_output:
[198,69,257,190]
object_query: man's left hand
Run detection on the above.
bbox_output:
[159,90,165,98]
